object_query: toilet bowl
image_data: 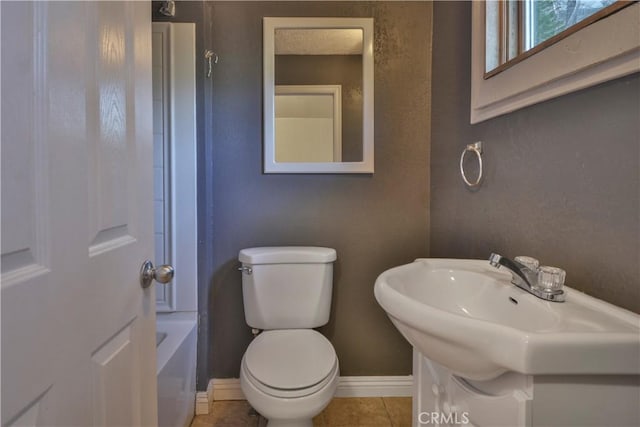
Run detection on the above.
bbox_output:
[240,330,339,426]
[238,247,339,426]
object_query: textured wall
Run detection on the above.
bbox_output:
[431,2,640,313]
[204,1,432,382]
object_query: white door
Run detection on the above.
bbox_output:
[1,2,158,426]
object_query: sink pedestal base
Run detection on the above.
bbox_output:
[413,349,640,426]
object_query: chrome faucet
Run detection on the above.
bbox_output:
[489,253,565,302]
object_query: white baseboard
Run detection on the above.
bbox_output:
[194,380,214,415]
[212,378,247,401]
[334,375,413,398]
[200,375,413,406]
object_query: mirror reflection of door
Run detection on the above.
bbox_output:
[274,28,363,163]
[275,85,342,163]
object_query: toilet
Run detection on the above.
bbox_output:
[238,246,339,427]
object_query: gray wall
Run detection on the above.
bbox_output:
[205,1,432,382]
[431,2,640,313]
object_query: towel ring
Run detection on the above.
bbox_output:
[460,142,483,187]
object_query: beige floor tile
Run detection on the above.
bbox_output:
[190,419,213,427]
[320,397,392,426]
[191,397,412,427]
[190,400,260,427]
[382,397,412,427]
[312,410,326,426]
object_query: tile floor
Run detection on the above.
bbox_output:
[190,397,413,427]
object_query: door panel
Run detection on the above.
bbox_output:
[1,2,156,426]
[88,2,133,254]
[1,0,49,279]
[4,387,52,427]
[1,3,55,423]
[91,322,140,427]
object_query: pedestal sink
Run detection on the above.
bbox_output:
[374,258,640,381]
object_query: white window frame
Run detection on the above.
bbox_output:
[471,1,640,124]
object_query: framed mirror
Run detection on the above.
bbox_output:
[263,17,374,173]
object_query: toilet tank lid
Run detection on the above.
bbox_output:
[239,246,336,264]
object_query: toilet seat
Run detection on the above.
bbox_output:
[243,329,338,398]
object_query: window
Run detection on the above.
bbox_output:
[471,1,640,123]
[485,0,631,77]
[525,0,619,48]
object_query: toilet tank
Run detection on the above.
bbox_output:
[238,247,337,330]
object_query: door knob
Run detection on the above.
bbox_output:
[140,260,175,289]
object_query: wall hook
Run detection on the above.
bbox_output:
[159,0,175,17]
[205,50,219,78]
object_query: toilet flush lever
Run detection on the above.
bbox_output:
[238,266,252,275]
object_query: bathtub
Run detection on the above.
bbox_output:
[156,312,197,427]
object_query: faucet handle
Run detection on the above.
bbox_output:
[537,266,566,293]
[515,256,539,271]
[488,253,502,267]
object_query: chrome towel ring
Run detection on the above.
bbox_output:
[460,141,483,188]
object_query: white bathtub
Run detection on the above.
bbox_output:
[156,312,197,427]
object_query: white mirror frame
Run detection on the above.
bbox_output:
[264,17,374,174]
[471,2,640,124]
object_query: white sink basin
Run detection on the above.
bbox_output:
[374,258,640,381]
